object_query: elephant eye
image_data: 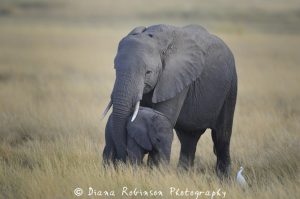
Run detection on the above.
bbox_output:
[146,71,152,75]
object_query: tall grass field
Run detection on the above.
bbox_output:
[0,0,299,198]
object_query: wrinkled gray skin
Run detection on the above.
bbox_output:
[103,24,237,178]
[103,107,173,166]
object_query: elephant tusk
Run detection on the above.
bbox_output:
[101,100,112,119]
[131,101,140,122]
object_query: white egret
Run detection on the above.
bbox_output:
[236,166,248,188]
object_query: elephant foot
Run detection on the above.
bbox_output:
[216,160,231,179]
[177,157,195,171]
[177,163,189,171]
[102,146,116,165]
[177,165,190,174]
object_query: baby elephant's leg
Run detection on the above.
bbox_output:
[127,137,145,165]
[147,132,173,167]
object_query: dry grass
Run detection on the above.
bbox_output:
[0,0,300,198]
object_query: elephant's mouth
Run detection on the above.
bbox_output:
[144,83,152,93]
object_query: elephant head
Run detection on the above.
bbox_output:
[126,107,173,165]
[102,25,206,161]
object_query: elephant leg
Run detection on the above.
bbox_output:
[102,115,117,165]
[147,151,160,167]
[103,144,116,165]
[127,138,145,165]
[211,128,231,179]
[211,87,236,178]
[102,130,117,165]
[176,129,204,170]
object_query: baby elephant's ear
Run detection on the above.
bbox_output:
[127,121,152,151]
[151,116,173,146]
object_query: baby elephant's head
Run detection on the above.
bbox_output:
[126,107,173,165]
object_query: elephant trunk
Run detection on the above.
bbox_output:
[111,71,142,162]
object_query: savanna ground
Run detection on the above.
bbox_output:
[0,0,299,198]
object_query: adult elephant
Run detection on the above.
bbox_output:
[102,24,237,178]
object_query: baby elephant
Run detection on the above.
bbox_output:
[103,107,173,166]
[127,107,173,165]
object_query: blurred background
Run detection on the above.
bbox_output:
[0,0,299,198]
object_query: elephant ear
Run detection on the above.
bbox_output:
[128,26,147,35]
[149,113,173,147]
[152,28,207,103]
[127,117,152,151]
